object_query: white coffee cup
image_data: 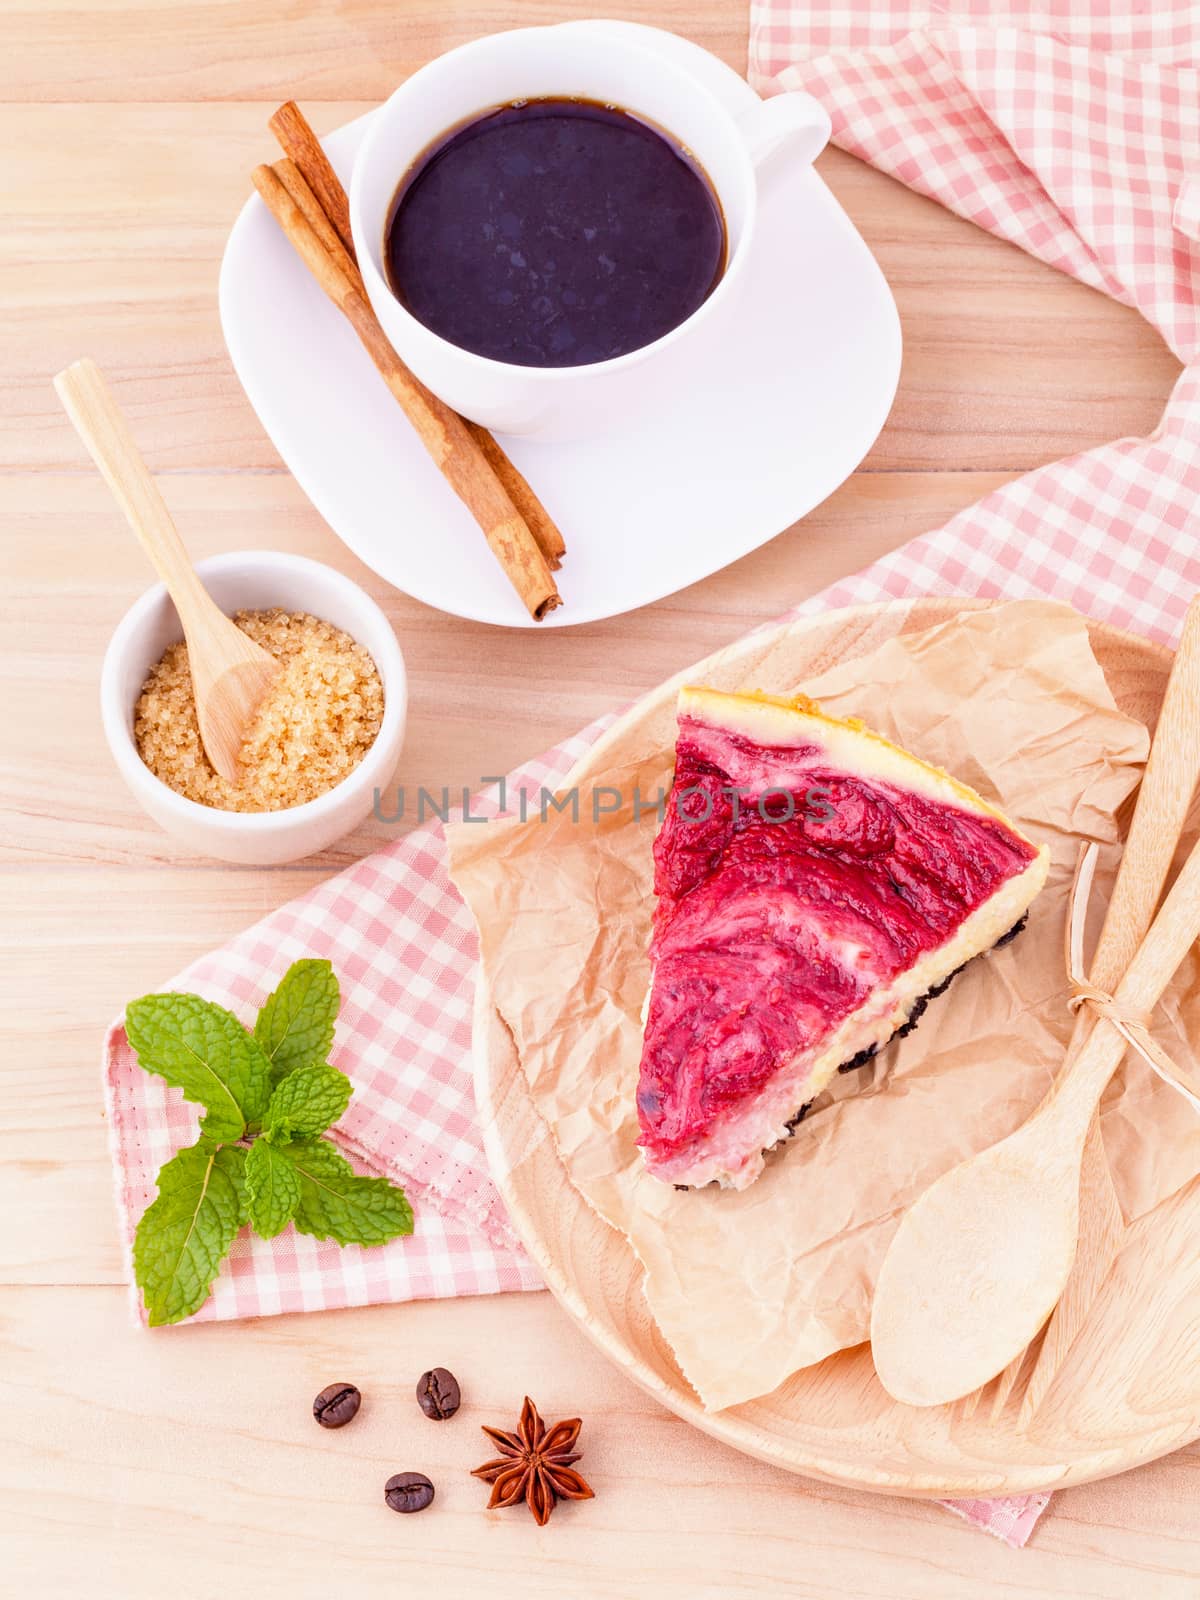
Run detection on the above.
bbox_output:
[350,25,831,442]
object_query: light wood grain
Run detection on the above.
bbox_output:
[476,599,1200,1502]
[0,0,751,100]
[4,1287,1197,1600]
[4,1,1198,1592]
[0,469,1012,867]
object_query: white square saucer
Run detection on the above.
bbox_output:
[219,22,901,628]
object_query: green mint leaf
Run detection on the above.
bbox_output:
[126,992,272,1141]
[244,1137,302,1239]
[254,959,340,1086]
[263,1063,353,1142]
[133,1141,248,1326]
[275,1138,413,1247]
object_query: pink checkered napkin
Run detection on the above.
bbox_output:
[745,0,1200,663]
[750,1,1200,365]
[104,0,1200,1551]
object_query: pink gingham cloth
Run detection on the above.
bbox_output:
[102,0,1200,1550]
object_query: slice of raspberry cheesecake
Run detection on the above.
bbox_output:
[636,687,1050,1190]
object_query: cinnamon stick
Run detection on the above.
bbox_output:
[252,162,561,621]
[269,101,355,259]
[267,102,565,572]
[272,157,357,282]
[461,422,565,570]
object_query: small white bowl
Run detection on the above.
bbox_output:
[101,551,407,864]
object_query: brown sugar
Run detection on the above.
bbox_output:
[134,609,385,812]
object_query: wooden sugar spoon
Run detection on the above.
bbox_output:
[54,359,279,784]
[871,607,1200,1407]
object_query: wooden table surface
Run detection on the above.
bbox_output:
[3,2,1197,1595]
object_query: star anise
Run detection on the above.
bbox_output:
[471,1396,594,1525]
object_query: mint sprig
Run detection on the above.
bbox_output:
[244,1138,302,1239]
[254,958,340,1086]
[263,1062,353,1142]
[132,1141,248,1326]
[126,992,271,1141]
[127,961,413,1325]
[277,1138,415,1246]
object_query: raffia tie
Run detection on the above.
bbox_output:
[1065,841,1200,1114]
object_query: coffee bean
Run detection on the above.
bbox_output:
[416,1367,461,1421]
[313,1381,361,1429]
[385,1471,435,1513]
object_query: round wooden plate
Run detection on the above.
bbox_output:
[473,597,1200,1498]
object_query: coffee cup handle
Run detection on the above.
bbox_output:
[738,92,832,175]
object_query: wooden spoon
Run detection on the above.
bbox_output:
[969,593,1200,1420]
[1013,592,1200,1417]
[54,359,279,784]
[871,823,1200,1407]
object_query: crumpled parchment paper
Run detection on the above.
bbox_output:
[448,602,1200,1410]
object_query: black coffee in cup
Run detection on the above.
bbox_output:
[383,97,727,368]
